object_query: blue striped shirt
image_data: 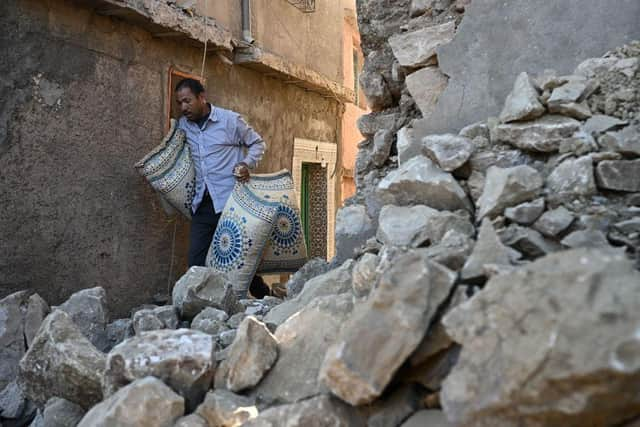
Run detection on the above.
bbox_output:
[178,106,266,214]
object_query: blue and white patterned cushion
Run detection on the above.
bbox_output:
[206,181,279,297]
[135,119,195,218]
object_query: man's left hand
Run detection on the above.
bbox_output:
[233,162,250,183]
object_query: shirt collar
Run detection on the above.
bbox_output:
[206,103,218,123]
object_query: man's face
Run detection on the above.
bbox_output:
[176,87,207,121]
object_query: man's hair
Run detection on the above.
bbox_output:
[175,78,205,95]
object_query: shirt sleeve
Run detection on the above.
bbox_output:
[234,115,266,169]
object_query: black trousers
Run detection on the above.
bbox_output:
[188,192,221,267]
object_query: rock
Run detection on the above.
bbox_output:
[372,156,472,214]
[535,71,568,92]
[396,126,419,165]
[357,112,398,138]
[546,155,597,200]
[264,260,354,326]
[24,294,49,349]
[30,410,44,427]
[371,129,393,167]
[217,317,278,392]
[285,258,331,298]
[441,249,640,426]
[132,309,165,334]
[410,0,434,17]
[105,319,133,351]
[253,294,354,405]
[0,291,30,391]
[405,66,449,118]
[377,205,434,247]
[422,209,475,244]
[243,394,363,427]
[491,115,582,152]
[421,230,474,271]
[558,129,598,154]
[388,21,456,69]
[574,57,618,78]
[504,198,545,225]
[532,206,574,237]
[103,329,215,411]
[461,219,515,282]
[0,379,27,419]
[422,134,474,172]
[57,287,110,352]
[171,267,240,320]
[18,310,105,408]
[367,384,426,427]
[226,312,246,329]
[319,252,456,405]
[78,377,184,427]
[584,114,628,136]
[191,307,229,335]
[598,126,640,156]
[547,77,597,107]
[218,329,237,348]
[42,397,85,427]
[195,389,257,427]
[499,72,545,123]
[334,205,376,264]
[359,71,392,111]
[549,101,592,120]
[499,225,561,259]
[613,218,640,234]
[477,165,543,220]
[351,253,379,298]
[561,229,610,248]
[174,414,209,427]
[468,148,532,175]
[596,159,640,192]
[400,410,453,427]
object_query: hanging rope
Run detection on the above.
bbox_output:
[200,0,208,79]
[166,218,178,296]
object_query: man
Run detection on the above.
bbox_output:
[175,78,266,267]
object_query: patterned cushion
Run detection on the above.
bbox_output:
[135,119,195,218]
[248,171,309,273]
[206,181,279,297]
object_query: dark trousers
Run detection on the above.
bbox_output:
[188,192,221,267]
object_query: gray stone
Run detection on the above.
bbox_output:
[319,252,456,405]
[441,249,640,426]
[558,130,598,155]
[359,71,392,111]
[367,385,426,427]
[469,148,532,175]
[103,329,215,411]
[42,397,85,427]
[226,312,246,329]
[244,394,363,427]
[78,377,184,427]
[372,156,472,214]
[401,410,453,427]
[132,309,165,334]
[461,219,515,282]
[218,329,237,348]
[575,57,619,78]
[105,319,133,351]
[57,287,109,352]
[254,294,354,405]
[0,380,26,419]
[422,134,474,172]
[596,160,640,192]
[477,165,543,220]
[549,101,592,120]
[388,21,456,69]
[285,258,331,298]
[0,291,30,391]
[598,126,640,156]
[377,205,435,247]
[459,122,490,140]
[547,77,597,106]
[24,294,49,349]
[499,225,561,259]
[561,229,610,249]
[30,410,44,427]
[351,253,379,298]
[532,206,574,237]
[584,114,628,135]
[357,112,399,138]
[171,267,240,320]
[191,307,229,335]
[504,198,545,225]
[264,259,354,326]
[410,0,434,17]
[18,310,105,408]
[421,209,475,244]
[499,72,545,123]
[174,414,209,427]
[421,230,474,271]
[491,115,582,153]
[334,205,376,264]
[371,130,393,167]
[535,71,568,92]
[546,155,597,200]
[218,317,278,392]
[195,390,257,427]
[405,66,449,118]
[613,218,640,235]
[396,126,419,165]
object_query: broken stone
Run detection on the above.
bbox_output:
[372,156,472,214]
[583,114,628,135]
[546,155,597,200]
[254,294,354,405]
[459,122,490,140]
[191,307,229,335]
[422,209,475,244]
[218,316,278,392]
[598,125,640,156]
[396,126,418,165]
[174,414,209,427]
[0,379,27,420]
[377,205,436,247]
[613,218,640,235]
[422,134,474,172]
[105,319,133,351]
[359,71,392,111]
[504,198,545,225]
[218,329,237,348]
[334,205,376,264]
[319,252,456,405]
[561,229,610,248]
[401,410,453,427]
[195,389,257,427]
[574,57,618,78]
[596,159,640,192]
[356,112,398,138]
[491,115,582,152]
[24,293,49,349]
[19,310,105,408]
[477,165,543,220]
[103,329,215,411]
[132,308,166,334]
[388,21,456,69]
[468,148,531,175]
[371,129,394,167]
[264,260,354,326]
[421,230,474,271]
[549,101,592,120]
[405,66,449,118]
[367,384,427,427]
[0,291,30,390]
[532,206,574,237]
[42,397,85,427]
[613,56,639,78]
[535,71,568,92]
[285,258,331,298]
[499,72,545,123]
[78,377,184,427]
[351,253,379,298]
[499,225,561,259]
[461,219,515,282]
[441,249,640,426]
[558,130,598,155]
[56,287,109,352]
[410,0,434,17]
[171,267,240,320]
[547,77,597,106]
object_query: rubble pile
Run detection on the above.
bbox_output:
[1,1,640,426]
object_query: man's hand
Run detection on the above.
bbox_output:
[233,162,250,183]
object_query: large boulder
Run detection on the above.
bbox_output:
[285,258,331,298]
[41,397,86,427]
[476,165,543,220]
[319,252,456,405]
[422,134,474,172]
[103,329,215,411]
[57,287,110,352]
[460,218,516,282]
[334,205,376,264]
[78,377,184,427]
[595,159,640,192]
[405,66,449,118]
[0,291,30,390]
[441,248,640,427]
[388,21,456,69]
[546,155,597,201]
[195,389,257,427]
[499,72,545,123]
[491,115,582,152]
[18,310,105,408]
[24,293,49,348]
[171,267,241,319]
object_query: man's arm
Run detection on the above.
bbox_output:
[234,115,266,170]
